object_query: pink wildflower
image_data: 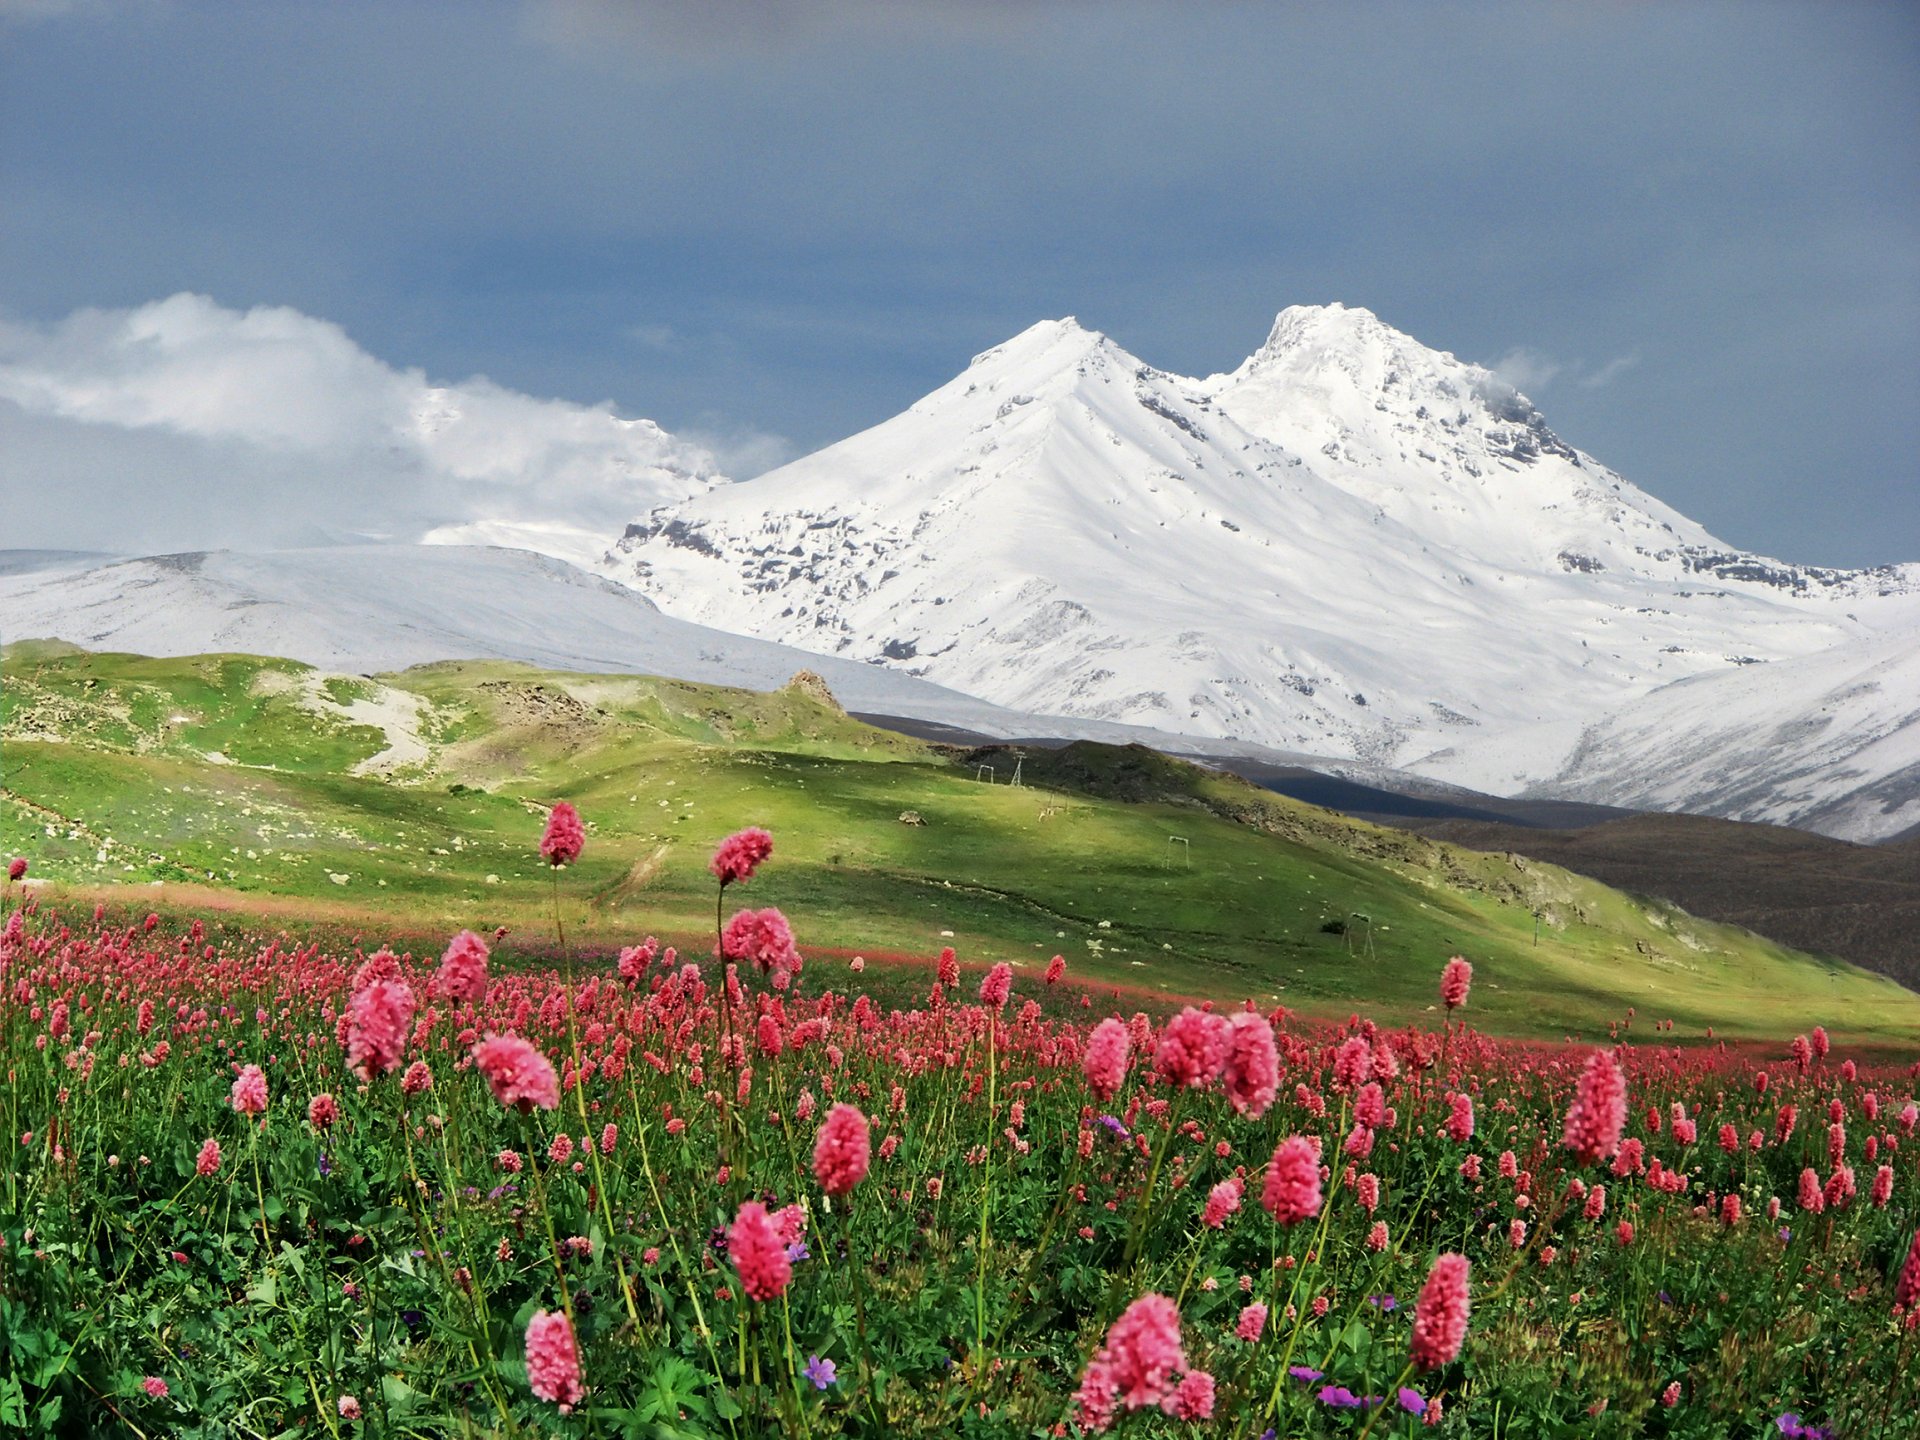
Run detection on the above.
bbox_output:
[1203,1178,1242,1229]
[1797,1167,1825,1213]
[6,858,24,882]
[1896,1229,1920,1311]
[472,1033,561,1112]
[1261,1136,1322,1225]
[539,802,585,867]
[230,1064,268,1116]
[434,930,489,1003]
[401,1060,433,1096]
[1154,1007,1226,1089]
[729,1200,791,1301]
[1236,1302,1267,1341]
[813,1103,872,1196]
[195,1137,221,1177]
[307,1093,338,1129]
[346,978,415,1080]
[721,907,802,984]
[1045,953,1066,985]
[1096,1293,1187,1411]
[1440,956,1472,1010]
[979,961,1013,1010]
[1084,1017,1131,1101]
[1164,1369,1215,1421]
[1561,1050,1627,1165]
[1445,1092,1474,1143]
[1410,1252,1471,1371]
[525,1309,584,1412]
[710,827,773,886]
[1221,1011,1279,1118]
[142,1376,167,1398]
[617,938,657,983]
[1332,1035,1372,1091]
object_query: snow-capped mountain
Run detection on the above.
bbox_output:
[606,304,1920,839]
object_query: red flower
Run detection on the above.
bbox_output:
[1153,1007,1227,1089]
[1440,956,1472,1011]
[1095,1294,1187,1412]
[229,1064,268,1116]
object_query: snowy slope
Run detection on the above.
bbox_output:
[606,305,1920,839]
[1541,619,1920,843]
[0,544,1406,765]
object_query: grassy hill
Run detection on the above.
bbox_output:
[4,642,1917,1044]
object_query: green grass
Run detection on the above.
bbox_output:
[5,644,1917,1044]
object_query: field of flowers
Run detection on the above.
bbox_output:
[4,818,1918,1439]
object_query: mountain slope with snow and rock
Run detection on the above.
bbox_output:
[606,304,1920,840]
[0,545,1439,774]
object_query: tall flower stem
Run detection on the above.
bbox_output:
[631,1108,740,1440]
[972,1008,998,1374]
[778,1290,812,1439]
[246,1117,273,1256]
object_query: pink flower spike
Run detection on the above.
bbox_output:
[1261,1136,1322,1225]
[229,1064,268,1116]
[1561,1050,1627,1165]
[472,1033,560,1112]
[539,802,585,867]
[345,978,415,1081]
[434,930,490,1003]
[524,1309,584,1412]
[1084,1017,1131,1102]
[1410,1252,1471,1371]
[1098,1294,1187,1412]
[710,827,773,886]
[812,1103,872,1197]
[730,1200,792,1301]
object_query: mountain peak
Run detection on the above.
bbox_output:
[967,315,1115,374]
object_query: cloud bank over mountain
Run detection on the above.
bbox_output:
[0,293,730,561]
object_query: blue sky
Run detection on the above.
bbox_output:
[2,0,1916,566]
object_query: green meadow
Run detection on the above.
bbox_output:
[4,641,1914,1044]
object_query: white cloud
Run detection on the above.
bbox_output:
[1579,353,1639,389]
[0,293,757,559]
[1488,346,1563,396]
[1488,346,1641,397]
